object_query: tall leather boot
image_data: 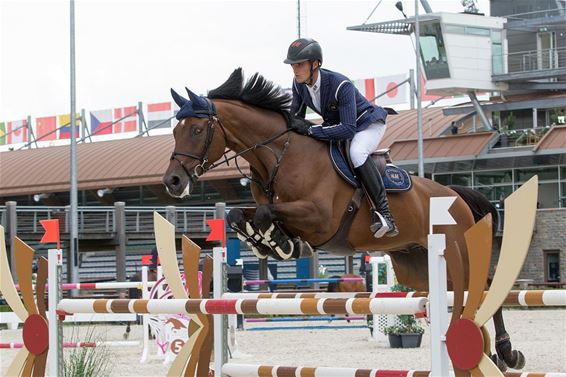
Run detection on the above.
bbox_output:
[355,158,399,238]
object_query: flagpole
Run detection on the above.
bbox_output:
[70,0,79,292]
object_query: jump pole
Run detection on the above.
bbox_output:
[48,248,62,377]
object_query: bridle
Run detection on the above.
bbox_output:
[169,98,293,202]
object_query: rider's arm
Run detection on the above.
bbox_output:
[290,80,307,118]
[309,80,357,140]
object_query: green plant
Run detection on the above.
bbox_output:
[503,112,516,130]
[383,284,425,335]
[63,326,113,377]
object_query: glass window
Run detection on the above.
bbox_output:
[466,27,490,36]
[419,22,450,79]
[561,166,566,179]
[444,24,465,34]
[433,173,472,186]
[474,170,512,186]
[492,42,504,75]
[475,185,513,202]
[434,174,450,185]
[491,30,502,43]
[516,167,558,182]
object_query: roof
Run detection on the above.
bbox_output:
[0,135,249,197]
[379,108,462,148]
[389,132,496,162]
[533,126,566,152]
[0,107,510,198]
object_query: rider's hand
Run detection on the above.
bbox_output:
[290,117,313,136]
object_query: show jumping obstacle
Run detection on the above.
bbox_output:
[242,277,364,286]
[2,176,566,376]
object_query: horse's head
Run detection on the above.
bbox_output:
[162,88,226,198]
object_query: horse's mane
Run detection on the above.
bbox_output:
[208,68,291,122]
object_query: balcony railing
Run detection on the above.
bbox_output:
[504,47,566,74]
[495,126,552,148]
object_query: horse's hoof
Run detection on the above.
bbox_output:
[508,350,525,370]
[490,354,508,372]
[272,239,294,260]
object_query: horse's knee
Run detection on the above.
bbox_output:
[253,205,273,232]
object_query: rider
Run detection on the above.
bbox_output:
[284,37,398,238]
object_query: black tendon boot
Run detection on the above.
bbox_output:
[355,158,399,238]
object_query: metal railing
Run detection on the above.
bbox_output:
[495,126,552,148]
[503,47,566,74]
[3,205,225,235]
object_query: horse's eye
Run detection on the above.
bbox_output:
[192,127,203,136]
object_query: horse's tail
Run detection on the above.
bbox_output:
[327,275,341,293]
[449,185,499,236]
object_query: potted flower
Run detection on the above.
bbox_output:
[382,284,425,348]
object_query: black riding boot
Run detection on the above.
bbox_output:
[355,158,399,238]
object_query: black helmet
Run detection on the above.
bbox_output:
[284,38,323,64]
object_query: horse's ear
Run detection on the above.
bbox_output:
[171,88,188,107]
[185,87,207,107]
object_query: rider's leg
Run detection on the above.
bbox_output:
[350,121,398,238]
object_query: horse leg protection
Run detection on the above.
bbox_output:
[227,208,270,259]
[254,206,294,260]
[493,308,525,370]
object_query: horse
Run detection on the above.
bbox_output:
[162,68,523,371]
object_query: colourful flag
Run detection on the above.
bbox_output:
[57,113,80,140]
[90,109,113,135]
[0,122,5,145]
[36,116,57,141]
[206,219,226,247]
[40,219,60,249]
[7,120,28,144]
[353,78,376,102]
[113,106,138,133]
[375,74,409,106]
[147,102,172,129]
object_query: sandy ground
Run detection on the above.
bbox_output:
[1,309,565,376]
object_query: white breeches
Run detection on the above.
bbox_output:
[350,121,387,168]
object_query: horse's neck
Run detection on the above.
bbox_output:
[217,101,287,180]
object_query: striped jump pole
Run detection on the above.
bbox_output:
[15,281,157,291]
[243,277,364,286]
[222,290,566,307]
[221,364,566,377]
[0,341,139,349]
[57,297,427,316]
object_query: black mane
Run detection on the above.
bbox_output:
[208,68,291,119]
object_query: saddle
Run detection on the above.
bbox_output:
[329,141,412,192]
[316,142,412,255]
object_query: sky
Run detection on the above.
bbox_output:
[0,0,490,121]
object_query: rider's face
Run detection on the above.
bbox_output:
[291,60,317,84]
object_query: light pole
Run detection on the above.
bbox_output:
[70,0,79,291]
[396,1,424,178]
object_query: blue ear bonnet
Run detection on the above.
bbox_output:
[171,87,216,120]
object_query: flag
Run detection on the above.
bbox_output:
[353,78,376,102]
[420,74,443,102]
[7,119,28,144]
[90,108,113,135]
[206,219,226,247]
[40,219,60,249]
[429,197,457,229]
[0,122,5,145]
[36,116,57,141]
[147,102,173,129]
[375,74,409,106]
[113,106,138,133]
[57,113,80,140]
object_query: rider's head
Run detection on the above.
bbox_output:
[284,38,322,85]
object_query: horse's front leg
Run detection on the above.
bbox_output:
[254,200,329,260]
[227,207,273,259]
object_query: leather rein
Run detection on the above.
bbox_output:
[170,101,292,202]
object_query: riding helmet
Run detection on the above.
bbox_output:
[284,38,323,64]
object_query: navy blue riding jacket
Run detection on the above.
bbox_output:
[290,68,388,140]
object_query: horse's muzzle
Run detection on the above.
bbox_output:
[163,173,194,198]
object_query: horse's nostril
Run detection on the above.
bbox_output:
[165,174,181,188]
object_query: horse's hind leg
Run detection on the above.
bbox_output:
[227,208,271,259]
[492,307,525,370]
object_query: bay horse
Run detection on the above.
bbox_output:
[162,68,523,371]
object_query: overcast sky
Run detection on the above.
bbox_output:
[0,0,489,121]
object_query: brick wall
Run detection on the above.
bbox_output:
[493,209,566,284]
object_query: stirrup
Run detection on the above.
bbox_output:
[369,211,390,239]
